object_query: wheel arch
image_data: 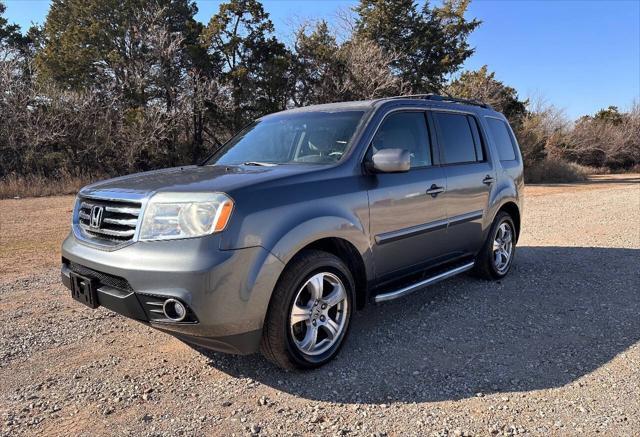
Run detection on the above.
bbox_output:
[291,237,369,310]
[495,201,521,241]
[266,214,373,311]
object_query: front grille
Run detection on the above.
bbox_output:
[77,196,141,244]
[66,260,133,292]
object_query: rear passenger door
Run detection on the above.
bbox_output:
[432,111,495,256]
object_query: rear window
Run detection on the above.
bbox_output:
[486,118,517,161]
[434,112,482,164]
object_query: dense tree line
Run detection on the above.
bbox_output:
[0,0,638,186]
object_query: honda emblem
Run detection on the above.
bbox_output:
[90,205,104,229]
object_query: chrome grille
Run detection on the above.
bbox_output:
[76,196,142,244]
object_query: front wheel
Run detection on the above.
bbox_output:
[260,250,354,370]
[474,211,517,280]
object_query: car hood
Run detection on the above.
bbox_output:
[80,164,314,198]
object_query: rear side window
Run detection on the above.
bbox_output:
[371,112,432,167]
[433,112,482,164]
[486,118,517,161]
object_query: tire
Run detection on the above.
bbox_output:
[474,211,517,280]
[260,249,354,370]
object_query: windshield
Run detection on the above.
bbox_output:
[205,111,365,166]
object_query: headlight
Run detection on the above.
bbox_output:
[139,192,234,241]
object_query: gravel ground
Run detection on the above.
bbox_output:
[0,175,639,436]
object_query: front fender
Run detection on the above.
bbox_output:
[221,182,372,279]
[269,215,373,278]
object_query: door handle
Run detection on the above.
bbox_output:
[483,175,496,185]
[426,184,445,197]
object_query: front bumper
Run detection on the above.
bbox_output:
[61,233,284,354]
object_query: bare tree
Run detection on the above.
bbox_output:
[515,98,569,167]
[564,103,640,169]
[339,37,406,100]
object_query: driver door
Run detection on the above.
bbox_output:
[367,111,448,279]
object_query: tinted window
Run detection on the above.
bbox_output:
[487,118,517,161]
[434,112,478,164]
[468,116,485,161]
[371,112,431,167]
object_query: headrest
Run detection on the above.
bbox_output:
[307,129,335,152]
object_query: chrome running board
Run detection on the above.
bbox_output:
[374,261,475,303]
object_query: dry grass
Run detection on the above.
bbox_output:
[0,173,99,199]
[568,164,638,175]
[524,159,591,184]
[0,195,75,278]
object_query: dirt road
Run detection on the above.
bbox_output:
[1,175,639,436]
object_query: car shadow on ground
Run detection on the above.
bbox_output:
[197,246,640,404]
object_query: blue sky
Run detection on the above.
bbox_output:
[4,0,639,119]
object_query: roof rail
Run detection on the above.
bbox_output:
[383,93,493,110]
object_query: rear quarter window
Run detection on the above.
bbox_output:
[486,118,517,161]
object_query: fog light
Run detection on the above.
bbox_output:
[163,298,187,322]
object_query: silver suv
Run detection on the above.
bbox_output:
[61,94,524,369]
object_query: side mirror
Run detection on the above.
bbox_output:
[368,148,410,173]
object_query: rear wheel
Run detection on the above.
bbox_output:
[260,250,354,370]
[474,211,516,280]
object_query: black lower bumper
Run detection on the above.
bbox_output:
[61,261,259,354]
[61,262,149,321]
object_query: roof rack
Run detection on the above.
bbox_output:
[384,93,493,110]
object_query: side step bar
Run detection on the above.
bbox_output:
[374,261,475,303]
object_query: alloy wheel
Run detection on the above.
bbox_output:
[492,221,514,273]
[289,272,348,356]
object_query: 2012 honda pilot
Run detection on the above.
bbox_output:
[61,94,524,369]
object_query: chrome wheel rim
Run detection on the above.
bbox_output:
[493,221,514,273]
[289,272,348,356]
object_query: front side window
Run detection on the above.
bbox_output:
[434,112,482,164]
[486,118,517,161]
[206,111,365,166]
[370,112,432,168]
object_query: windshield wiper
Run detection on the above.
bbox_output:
[242,161,278,167]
